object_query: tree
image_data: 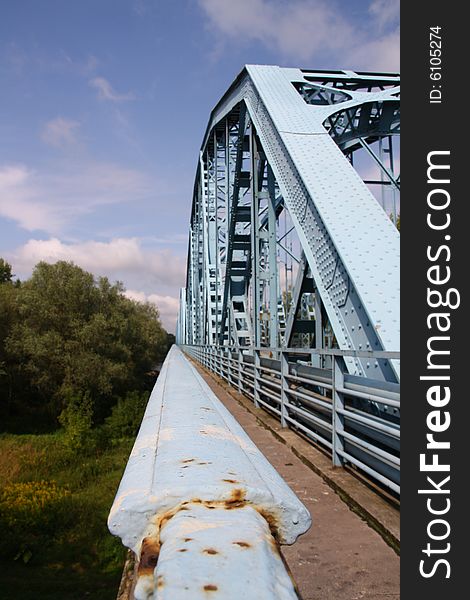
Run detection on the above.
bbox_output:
[0,258,13,284]
[166,332,176,348]
[0,273,19,408]
[3,261,167,423]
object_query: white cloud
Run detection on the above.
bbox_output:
[348,29,400,72]
[198,0,399,71]
[9,237,185,287]
[0,161,154,234]
[0,165,65,232]
[124,290,180,331]
[7,237,185,332]
[41,117,81,147]
[369,0,399,31]
[199,0,354,62]
[89,77,136,102]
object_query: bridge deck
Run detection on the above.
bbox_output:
[189,358,399,600]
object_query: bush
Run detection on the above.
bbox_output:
[0,432,129,597]
[1,260,168,429]
[0,480,73,561]
[58,391,94,452]
[104,390,148,441]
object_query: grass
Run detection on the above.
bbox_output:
[0,431,133,599]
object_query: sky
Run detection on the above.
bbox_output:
[0,0,399,332]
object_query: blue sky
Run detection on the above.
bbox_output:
[0,0,399,331]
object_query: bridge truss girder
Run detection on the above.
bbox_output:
[178,66,400,383]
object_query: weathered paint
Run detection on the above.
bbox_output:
[108,345,311,598]
[134,503,299,600]
[108,346,311,552]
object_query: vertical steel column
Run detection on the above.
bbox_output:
[197,188,205,345]
[250,126,261,347]
[313,286,323,368]
[199,156,209,345]
[214,130,219,345]
[224,118,232,347]
[267,164,279,350]
[225,118,230,246]
[379,137,386,210]
[389,135,397,226]
[218,106,247,347]
[332,356,345,467]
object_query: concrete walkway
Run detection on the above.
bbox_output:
[191,360,400,600]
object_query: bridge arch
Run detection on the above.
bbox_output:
[177,65,400,383]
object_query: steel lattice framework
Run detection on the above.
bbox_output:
[177,65,400,383]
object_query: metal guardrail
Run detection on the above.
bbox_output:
[108,346,311,600]
[181,345,400,495]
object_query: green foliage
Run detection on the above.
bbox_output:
[0,258,13,283]
[58,391,94,452]
[0,480,73,562]
[104,390,149,441]
[0,257,170,597]
[0,432,131,598]
[0,280,19,411]
[1,259,169,427]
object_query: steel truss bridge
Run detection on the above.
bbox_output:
[176,65,400,495]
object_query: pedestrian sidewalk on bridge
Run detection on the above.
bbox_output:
[190,359,399,600]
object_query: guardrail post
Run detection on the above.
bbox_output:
[253,348,261,409]
[280,350,288,428]
[180,344,400,494]
[332,355,345,467]
[179,344,401,493]
[227,348,232,384]
[238,348,244,394]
